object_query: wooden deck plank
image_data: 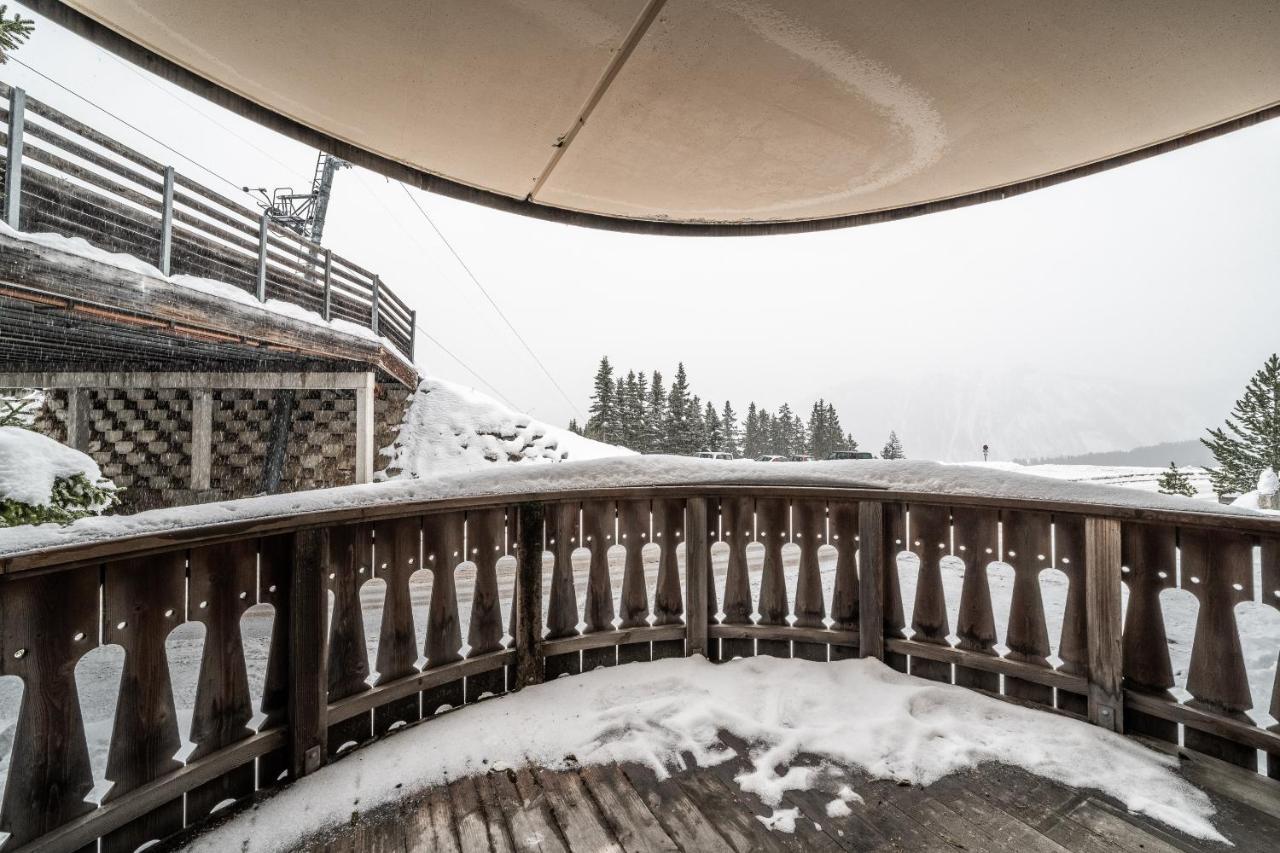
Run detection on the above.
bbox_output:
[450,776,498,853]
[880,782,1004,852]
[429,786,463,853]
[968,772,1128,853]
[471,774,517,853]
[1061,801,1198,853]
[492,770,570,853]
[619,764,737,853]
[535,768,624,853]
[852,783,958,853]
[673,770,794,852]
[924,777,1073,853]
[578,764,680,853]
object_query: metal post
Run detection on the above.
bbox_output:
[322,249,333,322]
[408,309,417,361]
[4,87,25,229]
[370,275,381,335]
[159,166,175,275]
[256,213,269,302]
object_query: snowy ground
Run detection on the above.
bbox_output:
[964,460,1219,501]
[178,656,1224,852]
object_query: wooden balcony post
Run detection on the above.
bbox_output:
[354,372,375,484]
[289,528,329,778]
[685,497,710,658]
[1085,516,1124,732]
[256,213,269,302]
[514,501,546,690]
[858,500,885,660]
[371,275,381,335]
[322,249,333,321]
[159,165,175,275]
[4,86,25,229]
[190,389,213,491]
[408,309,417,361]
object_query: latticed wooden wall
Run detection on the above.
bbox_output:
[32,381,410,509]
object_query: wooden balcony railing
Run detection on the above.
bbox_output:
[0,480,1277,852]
[0,83,416,361]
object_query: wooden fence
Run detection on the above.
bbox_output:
[0,83,415,361]
[0,482,1277,852]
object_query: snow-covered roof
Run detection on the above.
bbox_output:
[2,457,1275,564]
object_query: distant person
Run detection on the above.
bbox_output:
[983,444,989,462]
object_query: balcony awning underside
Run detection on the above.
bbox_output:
[44,0,1280,234]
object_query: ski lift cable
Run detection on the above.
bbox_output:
[411,324,524,411]
[398,182,585,420]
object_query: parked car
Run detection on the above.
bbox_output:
[789,454,814,462]
[695,451,733,460]
[756,455,788,462]
[827,450,875,460]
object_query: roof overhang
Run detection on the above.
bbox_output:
[35,0,1280,235]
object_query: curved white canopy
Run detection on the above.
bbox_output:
[44,0,1280,233]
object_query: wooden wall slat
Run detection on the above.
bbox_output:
[1053,516,1089,716]
[373,517,422,734]
[650,498,686,661]
[952,507,999,692]
[324,524,373,757]
[791,500,827,662]
[422,512,465,715]
[186,539,257,821]
[0,566,100,851]
[100,553,185,853]
[617,499,653,665]
[466,508,509,703]
[906,504,951,683]
[754,498,790,658]
[828,502,860,660]
[883,503,908,672]
[718,496,755,661]
[544,503,582,680]
[1000,510,1054,706]
[256,534,293,788]
[1118,522,1179,743]
[581,500,618,670]
[1181,528,1257,768]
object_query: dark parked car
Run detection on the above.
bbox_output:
[827,450,874,460]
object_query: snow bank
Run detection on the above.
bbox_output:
[964,460,1218,500]
[2,457,1272,560]
[381,377,630,477]
[0,427,112,508]
[179,657,1223,852]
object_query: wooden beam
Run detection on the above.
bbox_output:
[190,389,212,491]
[684,497,709,658]
[858,500,885,660]
[1086,516,1124,732]
[0,370,377,390]
[354,372,375,484]
[64,387,90,452]
[513,502,545,690]
[288,529,327,778]
[4,86,24,228]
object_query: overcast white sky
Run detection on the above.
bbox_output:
[6,3,1280,460]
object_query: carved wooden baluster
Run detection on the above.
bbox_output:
[1053,515,1088,716]
[1262,535,1280,780]
[187,539,257,820]
[100,553,185,853]
[256,533,292,787]
[652,498,687,660]
[704,497,720,641]
[422,511,465,715]
[908,504,952,683]
[467,508,509,702]
[617,499,653,664]
[373,517,422,733]
[1120,523,1178,743]
[1000,510,1054,706]
[544,502,581,679]
[0,566,99,851]
[792,500,828,662]
[828,502,860,660]
[952,507,1000,692]
[1181,528,1256,768]
[323,523,374,755]
[581,500,618,670]
[755,498,790,658]
[883,502,909,673]
[719,496,755,660]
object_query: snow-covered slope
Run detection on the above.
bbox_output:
[381,377,632,477]
[966,461,1218,500]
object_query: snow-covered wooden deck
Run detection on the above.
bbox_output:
[296,758,1278,853]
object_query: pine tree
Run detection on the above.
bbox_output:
[1202,353,1280,495]
[0,6,34,64]
[612,376,629,447]
[743,403,761,458]
[665,363,695,454]
[703,400,722,453]
[776,404,796,456]
[689,394,707,452]
[881,430,905,459]
[634,371,649,447]
[1157,462,1197,498]
[567,419,582,435]
[646,371,667,453]
[844,431,859,452]
[721,401,739,457]
[585,356,616,443]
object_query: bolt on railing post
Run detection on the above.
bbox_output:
[288,528,329,778]
[322,248,333,322]
[857,500,886,660]
[684,497,710,658]
[158,165,175,275]
[4,86,25,229]
[371,275,381,335]
[1085,516,1124,733]
[513,501,546,690]
[256,213,269,302]
[408,309,417,361]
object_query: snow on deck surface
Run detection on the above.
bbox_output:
[0,457,1270,560]
[178,657,1224,852]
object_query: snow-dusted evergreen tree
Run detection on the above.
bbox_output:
[845,432,859,451]
[689,394,707,452]
[1157,462,1197,498]
[1202,353,1280,495]
[665,363,695,454]
[634,372,649,447]
[881,430,905,459]
[721,401,739,457]
[0,5,34,64]
[742,403,761,458]
[703,400,722,453]
[585,356,616,443]
[612,377,629,447]
[646,371,667,453]
[566,419,582,435]
[775,404,796,455]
